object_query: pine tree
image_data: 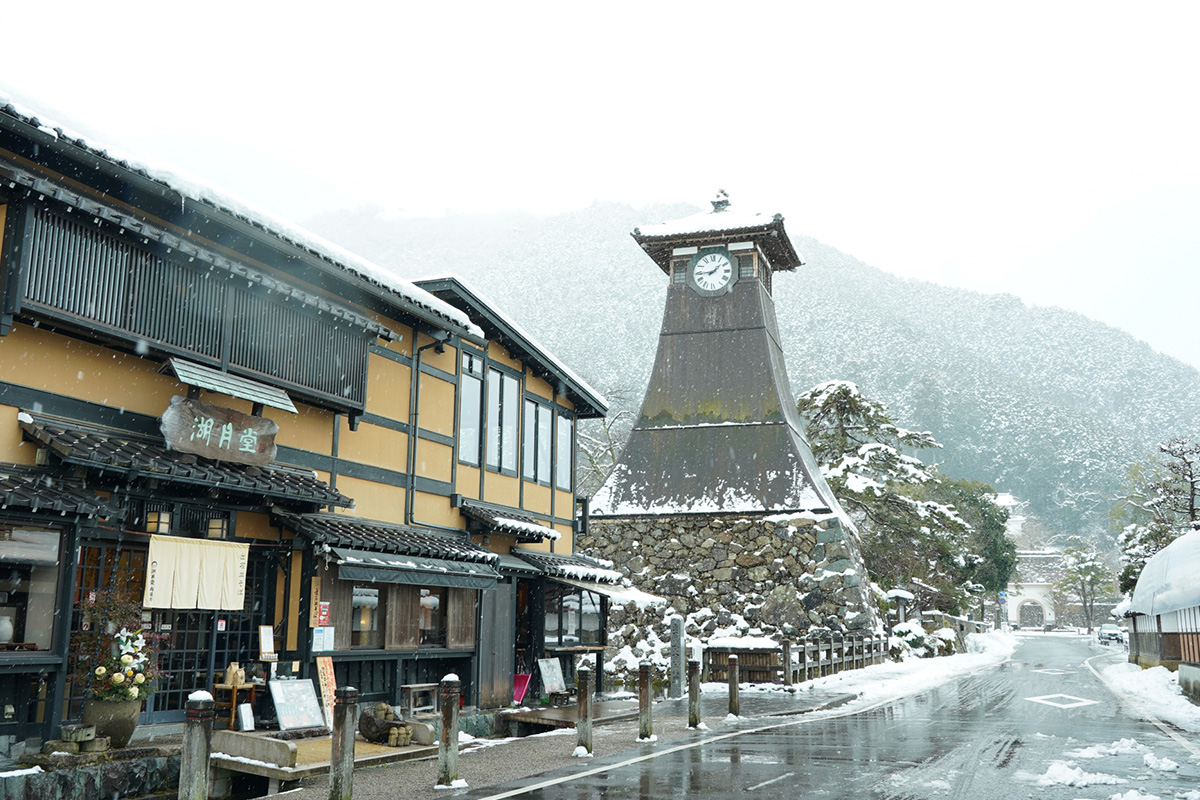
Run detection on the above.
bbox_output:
[797,381,1013,616]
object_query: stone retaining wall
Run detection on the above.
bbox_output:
[581,513,881,684]
[8,750,179,800]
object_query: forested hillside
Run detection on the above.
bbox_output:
[306,202,1200,539]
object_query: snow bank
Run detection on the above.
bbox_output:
[802,630,1015,707]
[1101,662,1200,732]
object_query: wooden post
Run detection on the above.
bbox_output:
[687,659,701,729]
[637,660,653,741]
[179,695,214,800]
[437,676,461,786]
[800,637,809,682]
[782,640,792,686]
[576,665,593,754]
[727,654,740,717]
[329,686,358,800]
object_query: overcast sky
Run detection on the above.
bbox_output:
[4,2,1198,369]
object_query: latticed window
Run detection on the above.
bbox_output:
[20,205,372,410]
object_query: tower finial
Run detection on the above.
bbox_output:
[711,189,730,213]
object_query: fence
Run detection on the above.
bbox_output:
[703,632,888,685]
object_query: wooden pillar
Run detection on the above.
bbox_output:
[329,686,358,800]
[437,676,461,787]
[179,695,215,800]
[727,654,740,717]
[576,665,593,754]
[782,640,793,686]
[687,659,701,729]
[637,660,653,741]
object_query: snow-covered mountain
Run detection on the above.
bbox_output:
[306,202,1200,539]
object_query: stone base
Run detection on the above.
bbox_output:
[581,512,881,684]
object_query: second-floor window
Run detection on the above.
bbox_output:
[459,353,484,466]
[522,400,553,484]
[486,368,519,474]
[556,415,573,490]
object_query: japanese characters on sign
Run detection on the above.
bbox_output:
[160,396,279,467]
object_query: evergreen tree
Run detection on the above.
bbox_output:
[1112,437,1200,594]
[1055,536,1116,632]
[797,381,1014,615]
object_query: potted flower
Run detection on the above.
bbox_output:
[71,592,164,748]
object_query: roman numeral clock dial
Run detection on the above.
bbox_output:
[689,251,734,294]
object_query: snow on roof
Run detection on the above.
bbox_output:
[416,274,608,414]
[1129,530,1200,616]
[0,90,481,339]
[494,515,561,542]
[632,205,784,239]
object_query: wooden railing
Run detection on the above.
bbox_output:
[703,633,889,685]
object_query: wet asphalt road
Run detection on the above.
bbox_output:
[443,635,1199,800]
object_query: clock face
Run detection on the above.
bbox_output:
[691,252,733,292]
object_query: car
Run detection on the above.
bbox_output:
[1097,624,1123,644]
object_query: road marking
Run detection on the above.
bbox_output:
[1031,668,1075,675]
[1026,693,1098,708]
[1084,652,1200,759]
[746,772,795,791]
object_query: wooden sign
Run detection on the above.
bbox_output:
[316,656,337,727]
[309,578,322,626]
[160,395,278,466]
[537,658,566,695]
[268,679,326,730]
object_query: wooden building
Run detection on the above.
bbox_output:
[0,95,608,752]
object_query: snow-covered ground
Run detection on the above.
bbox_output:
[756,630,1020,712]
[1100,661,1200,734]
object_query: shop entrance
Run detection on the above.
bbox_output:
[69,540,273,724]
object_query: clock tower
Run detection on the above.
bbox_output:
[582,195,879,650]
[590,194,840,516]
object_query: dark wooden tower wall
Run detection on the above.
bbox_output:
[591,205,841,517]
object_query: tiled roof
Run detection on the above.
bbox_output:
[20,414,351,508]
[511,548,622,584]
[279,512,498,565]
[0,464,114,517]
[455,497,561,543]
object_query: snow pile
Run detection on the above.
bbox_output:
[1101,662,1200,732]
[1068,738,1147,758]
[433,779,469,790]
[1142,752,1178,771]
[963,631,1018,660]
[1031,761,1127,787]
[1109,791,1162,800]
[571,746,593,758]
[889,621,958,659]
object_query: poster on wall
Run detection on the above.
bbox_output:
[312,626,334,652]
